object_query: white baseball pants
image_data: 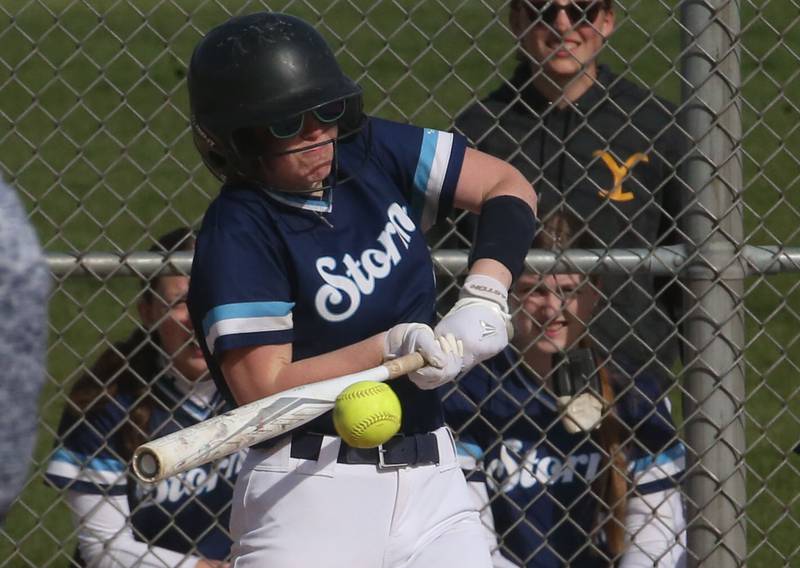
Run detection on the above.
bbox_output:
[230,426,492,568]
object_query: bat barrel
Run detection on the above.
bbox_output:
[128,353,425,484]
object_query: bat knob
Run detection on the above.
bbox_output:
[132,447,162,483]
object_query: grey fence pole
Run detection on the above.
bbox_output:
[680,1,747,566]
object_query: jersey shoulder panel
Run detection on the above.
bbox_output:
[45,396,133,495]
[189,185,295,356]
[364,116,467,231]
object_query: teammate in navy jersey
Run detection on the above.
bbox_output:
[185,12,538,568]
[46,229,237,568]
[445,211,686,567]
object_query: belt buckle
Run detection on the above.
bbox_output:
[377,442,408,469]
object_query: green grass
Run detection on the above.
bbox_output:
[0,0,799,566]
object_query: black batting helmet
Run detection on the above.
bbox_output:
[188,12,363,181]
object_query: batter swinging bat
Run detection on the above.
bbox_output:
[131,352,425,483]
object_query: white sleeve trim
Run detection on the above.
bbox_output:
[466,481,520,568]
[619,488,687,568]
[413,129,454,232]
[66,490,203,568]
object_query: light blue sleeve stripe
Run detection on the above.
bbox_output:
[630,442,686,474]
[411,129,439,221]
[202,301,294,336]
[51,448,126,473]
[456,441,485,460]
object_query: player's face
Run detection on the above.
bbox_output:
[139,275,208,382]
[511,272,599,354]
[512,1,614,81]
[257,113,338,192]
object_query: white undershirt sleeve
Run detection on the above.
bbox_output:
[465,480,520,568]
[618,488,687,568]
[66,490,203,568]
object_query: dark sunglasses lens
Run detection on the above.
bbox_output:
[525,2,603,27]
[269,101,347,138]
[269,116,304,139]
[314,100,347,123]
[524,2,550,22]
[571,2,602,23]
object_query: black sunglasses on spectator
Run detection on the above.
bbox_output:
[268,100,347,139]
[523,1,607,28]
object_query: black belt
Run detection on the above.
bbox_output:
[290,432,439,468]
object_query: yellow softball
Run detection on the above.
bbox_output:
[333,381,402,449]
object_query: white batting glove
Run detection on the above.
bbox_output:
[384,323,464,390]
[434,274,513,373]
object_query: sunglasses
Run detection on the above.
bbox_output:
[268,100,347,139]
[522,1,607,28]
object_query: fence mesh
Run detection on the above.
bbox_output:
[0,0,798,567]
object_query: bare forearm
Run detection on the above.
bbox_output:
[273,334,385,392]
[222,333,386,405]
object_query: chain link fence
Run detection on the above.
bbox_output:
[0,0,798,566]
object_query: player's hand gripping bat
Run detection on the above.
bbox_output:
[131,352,425,483]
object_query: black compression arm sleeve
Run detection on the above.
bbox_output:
[469,195,538,282]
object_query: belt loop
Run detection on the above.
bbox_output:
[290,432,323,460]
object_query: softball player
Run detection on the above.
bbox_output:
[445,212,686,567]
[185,12,538,568]
[46,229,237,567]
[455,0,689,377]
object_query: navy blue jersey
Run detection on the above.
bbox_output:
[188,117,467,436]
[444,348,685,567]
[46,377,243,562]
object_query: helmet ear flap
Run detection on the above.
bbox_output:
[231,128,266,159]
[191,119,229,181]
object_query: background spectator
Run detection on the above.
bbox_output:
[455,0,688,376]
[446,210,687,567]
[46,228,236,568]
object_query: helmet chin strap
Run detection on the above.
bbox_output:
[270,137,335,157]
[255,138,339,195]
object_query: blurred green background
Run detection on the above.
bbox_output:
[0,0,798,566]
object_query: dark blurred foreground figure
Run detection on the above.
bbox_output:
[456,0,688,377]
[0,177,49,525]
[46,229,235,568]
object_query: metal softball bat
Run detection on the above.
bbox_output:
[131,352,425,483]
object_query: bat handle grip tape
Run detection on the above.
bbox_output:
[384,352,425,379]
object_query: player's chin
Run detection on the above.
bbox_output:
[301,163,335,185]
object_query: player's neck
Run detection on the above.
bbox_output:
[523,348,552,381]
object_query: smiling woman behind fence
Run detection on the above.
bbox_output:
[445,210,687,567]
[45,227,237,568]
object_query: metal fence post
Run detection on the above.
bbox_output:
[680,1,747,566]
